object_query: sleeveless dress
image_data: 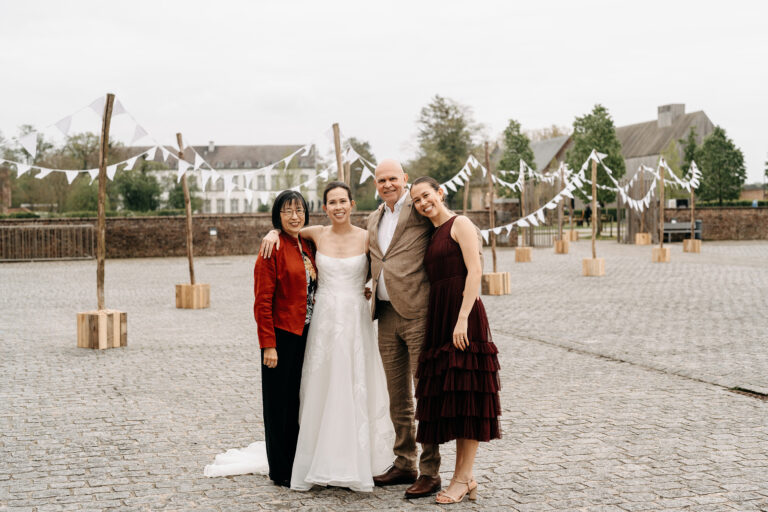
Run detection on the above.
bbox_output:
[415,216,502,444]
[290,252,395,492]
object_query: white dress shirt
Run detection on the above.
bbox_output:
[376,191,407,301]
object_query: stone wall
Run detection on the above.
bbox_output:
[1,209,514,259]
[664,207,768,241]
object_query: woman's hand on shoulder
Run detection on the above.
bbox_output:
[259,230,281,259]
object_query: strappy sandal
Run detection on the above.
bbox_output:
[435,477,477,504]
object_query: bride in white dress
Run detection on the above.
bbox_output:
[205,182,393,492]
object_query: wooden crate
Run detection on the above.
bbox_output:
[652,247,671,263]
[582,258,605,277]
[635,233,651,245]
[77,309,127,349]
[554,240,569,254]
[176,283,210,309]
[569,230,579,241]
[481,272,511,295]
[515,247,532,263]
[683,239,701,253]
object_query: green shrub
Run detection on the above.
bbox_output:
[0,212,40,219]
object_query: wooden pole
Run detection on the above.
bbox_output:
[177,133,196,285]
[96,93,115,311]
[463,170,470,214]
[659,164,665,249]
[343,161,351,187]
[640,173,646,233]
[332,123,344,183]
[558,165,564,241]
[484,142,497,272]
[591,158,597,260]
[520,169,526,248]
[690,186,695,240]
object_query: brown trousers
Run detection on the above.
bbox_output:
[376,301,440,476]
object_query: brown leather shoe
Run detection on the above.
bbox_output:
[373,465,418,487]
[404,475,442,499]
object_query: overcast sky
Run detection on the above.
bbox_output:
[1,0,765,182]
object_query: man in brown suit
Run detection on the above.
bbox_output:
[368,159,441,499]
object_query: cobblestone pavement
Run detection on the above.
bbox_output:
[1,241,767,511]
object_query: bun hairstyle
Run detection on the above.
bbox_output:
[411,176,442,193]
[323,181,352,205]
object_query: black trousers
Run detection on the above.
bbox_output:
[261,325,308,484]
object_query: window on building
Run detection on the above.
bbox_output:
[230,160,238,168]
[216,161,225,169]
[244,160,252,168]
[215,178,224,191]
[230,198,239,213]
[203,199,212,213]
[271,174,278,190]
[257,175,266,190]
[216,199,225,213]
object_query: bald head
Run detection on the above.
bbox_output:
[374,159,409,209]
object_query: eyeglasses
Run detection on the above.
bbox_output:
[280,208,305,217]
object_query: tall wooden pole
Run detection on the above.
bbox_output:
[96,94,115,311]
[591,158,597,260]
[690,187,695,240]
[520,170,527,248]
[659,164,665,250]
[463,172,470,214]
[332,123,344,183]
[343,161,351,187]
[484,142,497,272]
[557,165,564,241]
[177,133,196,285]
[640,172,646,233]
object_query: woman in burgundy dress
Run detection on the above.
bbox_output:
[409,176,501,504]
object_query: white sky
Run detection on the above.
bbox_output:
[1,0,766,182]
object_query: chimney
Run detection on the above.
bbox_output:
[208,141,215,153]
[657,104,685,128]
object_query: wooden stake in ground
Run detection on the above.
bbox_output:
[97,94,115,310]
[581,154,604,276]
[481,142,510,295]
[78,92,127,349]
[554,164,568,254]
[332,123,344,183]
[683,185,701,253]
[652,161,671,262]
[174,133,210,309]
[514,162,532,262]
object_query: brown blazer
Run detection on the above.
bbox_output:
[367,195,433,320]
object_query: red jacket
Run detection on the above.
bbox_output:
[253,232,316,349]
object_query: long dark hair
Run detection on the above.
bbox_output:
[271,190,310,230]
[323,181,352,205]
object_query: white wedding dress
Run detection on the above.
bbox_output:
[291,252,394,492]
[205,252,394,492]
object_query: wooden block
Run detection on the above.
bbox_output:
[652,247,671,263]
[481,272,511,296]
[582,258,605,277]
[635,233,651,245]
[683,239,701,253]
[76,309,127,349]
[176,283,211,309]
[515,247,532,263]
[569,230,579,241]
[554,239,569,254]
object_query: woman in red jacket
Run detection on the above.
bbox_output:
[253,190,317,487]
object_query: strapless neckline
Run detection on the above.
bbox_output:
[316,252,367,260]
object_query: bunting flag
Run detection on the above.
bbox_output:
[64,170,79,184]
[54,116,72,137]
[15,163,31,177]
[106,164,118,180]
[19,132,37,159]
[35,169,52,179]
[131,125,149,144]
[89,96,105,116]
[88,169,99,183]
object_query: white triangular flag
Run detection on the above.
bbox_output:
[106,164,118,180]
[55,116,72,136]
[160,147,170,161]
[518,219,529,228]
[244,171,255,188]
[200,169,212,189]
[89,96,106,116]
[126,156,138,170]
[492,227,502,235]
[177,160,190,182]
[15,163,30,177]
[88,169,99,183]
[65,170,79,184]
[480,230,489,244]
[35,168,52,179]
[444,180,456,192]
[131,125,149,144]
[318,170,329,180]
[527,215,539,227]
[194,152,205,170]
[301,144,312,157]
[536,209,546,223]
[19,132,37,159]
[224,174,235,194]
[359,166,374,185]
[244,189,254,204]
[112,100,126,116]
[145,146,157,160]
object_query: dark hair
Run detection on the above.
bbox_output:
[271,190,309,230]
[323,181,352,205]
[411,176,441,191]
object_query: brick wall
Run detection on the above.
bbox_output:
[1,210,513,259]
[664,207,768,240]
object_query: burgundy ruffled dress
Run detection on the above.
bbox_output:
[415,216,501,444]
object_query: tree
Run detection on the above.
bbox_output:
[565,104,625,207]
[497,119,536,199]
[409,95,478,206]
[526,124,569,142]
[164,162,203,212]
[346,137,378,210]
[694,126,746,205]
[115,165,161,211]
[678,126,698,175]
